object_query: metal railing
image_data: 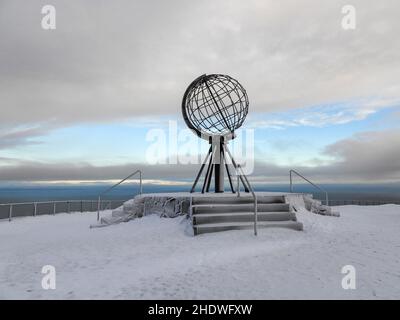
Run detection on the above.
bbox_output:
[97,169,142,221]
[0,199,127,222]
[289,169,329,205]
[236,165,258,236]
[329,199,400,206]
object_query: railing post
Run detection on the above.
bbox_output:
[80,200,83,213]
[237,165,257,236]
[33,202,37,216]
[189,195,192,220]
[236,166,240,197]
[9,204,13,222]
[53,202,56,215]
[139,171,142,195]
[97,196,101,221]
[67,201,70,213]
[254,195,258,236]
[289,170,293,193]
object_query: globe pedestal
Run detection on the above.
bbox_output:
[214,145,224,193]
[190,136,249,194]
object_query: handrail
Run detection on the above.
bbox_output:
[97,169,142,221]
[236,165,258,236]
[289,169,329,205]
[189,193,193,221]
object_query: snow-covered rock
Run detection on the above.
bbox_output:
[94,192,339,228]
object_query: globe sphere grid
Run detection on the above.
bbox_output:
[183,74,249,136]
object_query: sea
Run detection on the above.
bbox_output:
[1,182,399,204]
[1,181,399,220]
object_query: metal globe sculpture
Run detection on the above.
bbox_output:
[182,74,250,194]
[182,74,249,138]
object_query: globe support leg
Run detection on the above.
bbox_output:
[214,140,224,193]
[190,139,249,194]
[190,146,212,193]
[206,164,214,192]
[202,149,215,193]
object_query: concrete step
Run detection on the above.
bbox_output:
[192,195,285,205]
[194,220,304,235]
[193,211,296,224]
[193,203,290,213]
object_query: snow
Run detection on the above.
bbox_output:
[0,204,399,299]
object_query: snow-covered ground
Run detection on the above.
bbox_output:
[1,204,399,299]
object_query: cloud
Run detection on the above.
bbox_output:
[0,125,53,149]
[0,161,199,182]
[1,129,399,183]
[1,1,399,184]
[1,0,400,129]
[250,129,400,183]
[248,98,400,129]
[320,129,400,182]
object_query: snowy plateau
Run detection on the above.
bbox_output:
[0,204,399,299]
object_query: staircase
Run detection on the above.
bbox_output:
[191,194,303,235]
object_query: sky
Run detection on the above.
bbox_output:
[1,0,400,184]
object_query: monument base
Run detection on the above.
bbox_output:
[190,138,249,194]
[93,192,339,235]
